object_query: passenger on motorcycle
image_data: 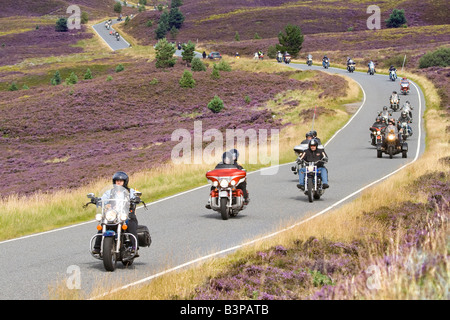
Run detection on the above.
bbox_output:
[229,148,249,204]
[371,116,385,129]
[383,119,402,142]
[379,106,392,120]
[300,131,314,144]
[397,111,413,136]
[93,171,140,255]
[296,139,329,190]
[277,51,283,61]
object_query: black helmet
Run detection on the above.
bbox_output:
[222,151,233,165]
[383,106,388,111]
[305,131,313,138]
[311,130,317,137]
[112,171,129,188]
[229,149,239,162]
[309,139,318,148]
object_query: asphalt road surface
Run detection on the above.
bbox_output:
[92,18,131,51]
[0,62,426,299]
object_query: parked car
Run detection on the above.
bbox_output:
[208,52,222,60]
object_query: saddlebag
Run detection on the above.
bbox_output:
[402,142,408,151]
[137,225,151,247]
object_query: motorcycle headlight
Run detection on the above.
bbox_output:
[119,212,128,222]
[220,179,229,188]
[95,213,102,222]
[230,179,236,186]
[388,134,395,141]
[105,209,117,222]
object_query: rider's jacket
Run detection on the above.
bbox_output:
[301,149,326,167]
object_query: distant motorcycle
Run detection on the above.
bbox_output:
[322,59,329,69]
[377,132,408,159]
[369,126,384,146]
[306,55,312,66]
[85,185,151,272]
[368,65,375,75]
[347,63,355,73]
[390,96,400,112]
[398,122,412,141]
[284,54,291,64]
[389,70,397,81]
[115,33,120,41]
[400,80,410,95]
[205,168,247,220]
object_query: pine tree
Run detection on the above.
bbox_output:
[155,38,176,68]
[179,70,196,88]
[276,24,304,58]
[84,68,93,80]
[51,70,62,85]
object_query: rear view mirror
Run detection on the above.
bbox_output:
[87,193,95,199]
[134,191,142,197]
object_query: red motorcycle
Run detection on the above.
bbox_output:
[369,126,384,146]
[206,168,247,220]
[400,79,410,95]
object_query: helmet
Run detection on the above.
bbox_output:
[383,106,388,111]
[222,151,233,165]
[305,131,313,138]
[308,139,318,148]
[229,148,239,162]
[112,171,129,188]
[311,130,317,137]
[402,77,407,80]
[401,110,407,116]
[376,117,381,122]
[389,118,395,124]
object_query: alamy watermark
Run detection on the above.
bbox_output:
[171,121,280,175]
[366,5,381,30]
[67,5,81,30]
[66,265,81,290]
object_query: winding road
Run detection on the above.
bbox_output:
[0,58,425,299]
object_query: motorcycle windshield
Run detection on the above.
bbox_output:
[96,185,131,223]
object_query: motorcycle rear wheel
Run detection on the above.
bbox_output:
[103,237,117,272]
[220,197,229,220]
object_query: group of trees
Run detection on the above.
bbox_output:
[155,0,185,39]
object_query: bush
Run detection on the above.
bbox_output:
[155,38,176,68]
[179,70,196,88]
[181,40,195,65]
[84,68,93,80]
[65,72,78,85]
[149,78,159,85]
[114,2,122,13]
[106,75,113,81]
[8,82,18,91]
[234,31,240,41]
[55,17,68,32]
[215,60,231,71]
[81,12,89,24]
[386,9,407,28]
[191,57,206,71]
[267,45,277,59]
[51,70,62,85]
[419,47,450,68]
[211,65,220,80]
[276,23,304,58]
[115,64,124,72]
[207,95,224,113]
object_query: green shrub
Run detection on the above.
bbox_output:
[51,70,62,85]
[418,47,450,68]
[84,68,93,80]
[191,57,206,71]
[179,70,196,88]
[22,84,29,90]
[155,38,176,68]
[114,2,122,13]
[244,95,251,104]
[106,75,113,81]
[215,60,231,71]
[8,82,18,91]
[81,12,89,24]
[55,17,68,32]
[149,78,159,85]
[115,64,124,72]
[267,45,277,59]
[65,72,78,85]
[234,31,240,41]
[211,65,220,80]
[146,19,153,27]
[207,95,224,113]
[386,9,407,28]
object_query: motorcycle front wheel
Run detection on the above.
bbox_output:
[103,237,117,272]
[307,178,314,203]
[220,197,229,220]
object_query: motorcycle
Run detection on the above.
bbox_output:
[369,126,384,146]
[347,63,355,73]
[206,168,247,220]
[306,56,312,66]
[368,65,375,75]
[322,59,329,69]
[400,81,410,95]
[259,53,264,60]
[291,144,308,174]
[277,55,282,63]
[300,159,326,202]
[377,132,408,159]
[389,70,397,81]
[284,54,291,64]
[390,96,400,112]
[116,33,120,41]
[398,122,411,140]
[85,185,151,271]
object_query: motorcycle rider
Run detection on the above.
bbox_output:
[397,110,413,136]
[277,51,283,62]
[92,171,140,256]
[346,57,355,70]
[367,60,375,73]
[307,54,312,64]
[235,52,240,58]
[322,55,329,67]
[206,151,249,208]
[297,139,329,190]
[390,91,400,108]
[379,106,392,121]
[300,131,314,144]
[389,65,397,78]
[400,100,413,120]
